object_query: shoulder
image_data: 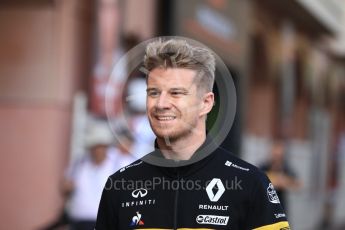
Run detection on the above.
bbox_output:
[213,147,265,175]
[213,148,285,212]
[108,158,155,181]
[212,147,270,187]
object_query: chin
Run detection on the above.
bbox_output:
[155,132,177,141]
[155,130,191,143]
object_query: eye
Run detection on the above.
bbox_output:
[170,90,187,96]
[147,91,159,97]
[171,91,182,95]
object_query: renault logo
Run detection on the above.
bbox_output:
[206,178,225,202]
[132,188,148,198]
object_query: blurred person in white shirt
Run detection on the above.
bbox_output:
[62,123,118,230]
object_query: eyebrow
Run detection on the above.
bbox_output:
[170,87,189,92]
[146,88,159,92]
[146,87,189,92]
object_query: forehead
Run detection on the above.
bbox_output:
[147,68,197,87]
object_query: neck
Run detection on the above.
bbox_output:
[156,130,206,161]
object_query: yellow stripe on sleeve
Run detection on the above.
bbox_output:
[253,221,290,230]
[135,229,214,230]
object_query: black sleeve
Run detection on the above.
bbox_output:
[246,172,290,230]
[95,177,117,230]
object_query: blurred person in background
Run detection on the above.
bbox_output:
[63,124,117,230]
[41,123,121,230]
[260,139,302,213]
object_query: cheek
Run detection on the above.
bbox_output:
[146,99,155,109]
[184,99,202,112]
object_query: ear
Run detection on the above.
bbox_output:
[199,92,214,117]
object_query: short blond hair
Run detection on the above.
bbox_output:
[143,38,215,92]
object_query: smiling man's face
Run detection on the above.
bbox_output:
[146,68,205,142]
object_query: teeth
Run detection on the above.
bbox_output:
[157,116,175,121]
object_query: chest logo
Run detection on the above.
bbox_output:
[132,188,148,198]
[129,211,144,226]
[206,178,225,202]
[196,215,229,225]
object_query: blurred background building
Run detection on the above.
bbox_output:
[0,0,344,229]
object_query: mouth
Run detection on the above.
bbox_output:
[154,115,176,121]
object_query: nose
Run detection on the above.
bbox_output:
[156,92,171,110]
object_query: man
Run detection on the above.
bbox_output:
[260,139,301,213]
[63,123,119,230]
[96,38,290,229]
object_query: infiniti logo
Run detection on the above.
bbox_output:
[132,188,148,198]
